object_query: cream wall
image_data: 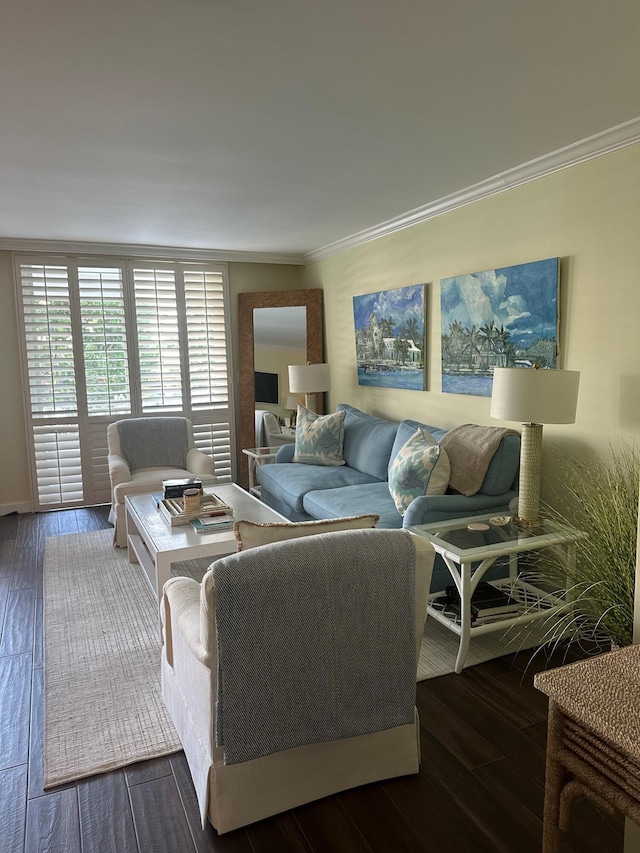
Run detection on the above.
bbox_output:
[0,251,30,509]
[305,143,640,503]
[0,257,304,511]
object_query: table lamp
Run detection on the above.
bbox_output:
[288,363,331,413]
[490,365,580,527]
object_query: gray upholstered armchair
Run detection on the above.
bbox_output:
[107,417,216,546]
[161,527,435,833]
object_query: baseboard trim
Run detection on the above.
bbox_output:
[0,501,34,516]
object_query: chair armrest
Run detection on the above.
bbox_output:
[275,444,296,463]
[402,490,517,527]
[162,577,212,668]
[186,447,215,477]
[108,453,132,487]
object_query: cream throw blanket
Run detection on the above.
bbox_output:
[440,424,519,496]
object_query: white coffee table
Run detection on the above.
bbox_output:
[125,483,288,606]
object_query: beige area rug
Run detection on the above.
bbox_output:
[417,612,545,680]
[43,529,206,788]
[43,529,543,786]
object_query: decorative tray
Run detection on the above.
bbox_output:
[157,494,233,526]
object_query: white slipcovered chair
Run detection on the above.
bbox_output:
[160,526,435,834]
[107,417,216,547]
[255,409,295,448]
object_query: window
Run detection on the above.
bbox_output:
[15,255,234,510]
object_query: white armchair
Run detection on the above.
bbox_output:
[161,527,435,834]
[261,412,295,447]
[107,417,216,546]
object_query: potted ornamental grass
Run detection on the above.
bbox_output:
[528,440,639,653]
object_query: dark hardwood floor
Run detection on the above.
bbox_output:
[0,509,624,853]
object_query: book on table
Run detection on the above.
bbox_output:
[190,515,236,533]
[440,581,520,622]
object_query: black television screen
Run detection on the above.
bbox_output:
[255,371,279,404]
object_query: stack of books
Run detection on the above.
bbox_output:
[437,581,520,624]
[162,478,203,499]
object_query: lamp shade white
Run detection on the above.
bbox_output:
[490,367,580,526]
[490,367,580,425]
[288,364,331,394]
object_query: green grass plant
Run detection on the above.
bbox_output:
[533,441,639,650]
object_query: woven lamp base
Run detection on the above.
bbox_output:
[516,422,543,526]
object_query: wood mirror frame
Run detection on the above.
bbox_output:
[238,289,324,489]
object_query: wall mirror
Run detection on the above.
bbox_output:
[238,289,324,488]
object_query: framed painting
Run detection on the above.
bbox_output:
[440,257,559,397]
[353,283,426,390]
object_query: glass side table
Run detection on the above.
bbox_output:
[409,513,586,673]
[241,447,281,497]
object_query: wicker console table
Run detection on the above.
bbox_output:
[534,644,640,852]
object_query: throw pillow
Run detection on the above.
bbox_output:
[234,514,380,551]
[388,428,450,514]
[293,405,346,466]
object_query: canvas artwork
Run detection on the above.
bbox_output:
[353,283,426,390]
[440,257,559,397]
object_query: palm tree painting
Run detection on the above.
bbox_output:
[441,258,559,396]
[353,284,425,390]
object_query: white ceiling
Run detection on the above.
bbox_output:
[1,0,639,259]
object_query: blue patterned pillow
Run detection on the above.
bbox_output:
[388,428,450,513]
[293,406,346,466]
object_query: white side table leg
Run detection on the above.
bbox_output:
[455,560,472,674]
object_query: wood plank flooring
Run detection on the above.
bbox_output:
[0,508,624,852]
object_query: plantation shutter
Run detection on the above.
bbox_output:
[78,265,131,416]
[18,263,84,505]
[15,255,234,511]
[133,266,183,412]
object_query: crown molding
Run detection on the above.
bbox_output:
[0,238,305,266]
[305,116,640,264]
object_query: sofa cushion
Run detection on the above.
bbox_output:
[293,407,346,466]
[257,462,380,515]
[234,514,380,551]
[336,404,398,481]
[303,482,403,530]
[390,420,520,496]
[480,433,521,495]
[389,419,448,469]
[388,429,450,513]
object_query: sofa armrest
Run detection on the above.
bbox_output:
[402,490,517,527]
[275,443,296,463]
[162,577,212,668]
[186,447,215,477]
[108,453,132,487]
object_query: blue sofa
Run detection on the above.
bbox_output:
[256,403,520,592]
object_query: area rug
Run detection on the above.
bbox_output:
[43,530,183,787]
[43,529,543,786]
[417,612,544,680]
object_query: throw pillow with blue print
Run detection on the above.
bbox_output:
[293,406,346,466]
[388,428,450,513]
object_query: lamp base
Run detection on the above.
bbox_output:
[513,515,544,530]
[516,422,543,527]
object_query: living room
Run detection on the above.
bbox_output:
[1,1,640,851]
